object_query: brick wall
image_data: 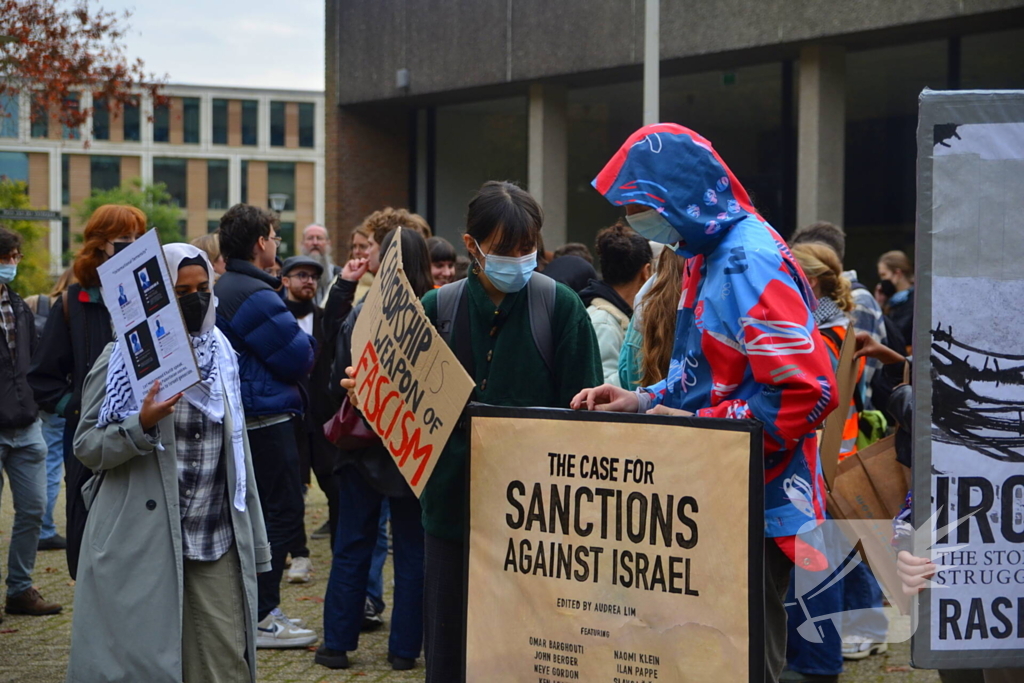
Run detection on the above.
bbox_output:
[169,97,184,145]
[324,106,411,249]
[121,156,141,185]
[285,102,299,149]
[247,161,268,209]
[68,155,91,233]
[187,159,208,239]
[295,162,315,229]
[228,100,242,146]
[27,154,49,209]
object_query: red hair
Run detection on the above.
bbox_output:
[73,205,147,288]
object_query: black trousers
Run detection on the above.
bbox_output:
[765,539,794,683]
[424,533,465,683]
[292,416,340,557]
[250,419,305,621]
[62,418,89,581]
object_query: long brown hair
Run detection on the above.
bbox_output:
[638,247,683,386]
[48,267,76,299]
[73,205,147,288]
[791,243,853,313]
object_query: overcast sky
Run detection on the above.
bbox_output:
[103,0,324,91]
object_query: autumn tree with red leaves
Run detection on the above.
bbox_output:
[0,0,167,131]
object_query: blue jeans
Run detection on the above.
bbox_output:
[0,421,47,596]
[786,517,888,676]
[38,412,65,540]
[366,499,389,613]
[324,467,424,660]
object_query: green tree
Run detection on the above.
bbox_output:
[76,178,183,243]
[0,178,53,297]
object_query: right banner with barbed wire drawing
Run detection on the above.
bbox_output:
[913,88,1024,670]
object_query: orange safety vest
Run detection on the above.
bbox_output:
[820,324,866,460]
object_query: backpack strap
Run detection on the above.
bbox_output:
[526,273,556,376]
[436,279,475,379]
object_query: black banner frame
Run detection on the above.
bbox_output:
[462,404,765,682]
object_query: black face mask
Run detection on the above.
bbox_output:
[878,279,897,298]
[178,291,211,334]
[112,241,132,254]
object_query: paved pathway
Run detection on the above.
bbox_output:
[0,477,939,682]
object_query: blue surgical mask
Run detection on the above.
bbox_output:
[0,264,16,285]
[626,210,683,245]
[474,239,537,294]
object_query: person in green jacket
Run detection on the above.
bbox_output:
[420,181,602,683]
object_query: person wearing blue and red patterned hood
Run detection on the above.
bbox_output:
[572,123,839,683]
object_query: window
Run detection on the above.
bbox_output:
[267,161,295,210]
[153,157,188,207]
[90,156,121,192]
[299,102,315,148]
[207,159,229,209]
[62,93,80,140]
[153,103,170,142]
[270,101,285,147]
[0,152,29,183]
[241,100,258,146]
[0,95,19,138]
[61,155,69,205]
[212,99,228,144]
[92,96,109,140]
[61,217,71,266]
[240,160,248,203]
[183,97,200,143]
[123,99,140,141]
[207,220,220,233]
[31,99,48,138]
[278,222,295,257]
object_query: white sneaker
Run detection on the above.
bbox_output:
[270,607,307,629]
[287,556,313,583]
[257,612,318,649]
[842,636,887,660]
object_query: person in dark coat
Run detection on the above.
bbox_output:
[540,254,597,295]
[28,205,146,580]
[0,226,62,619]
[214,203,317,648]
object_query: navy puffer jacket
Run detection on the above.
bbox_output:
[215,259,315,417]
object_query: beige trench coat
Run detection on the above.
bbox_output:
[66,344,271,683]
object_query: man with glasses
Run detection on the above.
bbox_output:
[0,227,62,623]
[215,205,317,649]
[300,224,342,306]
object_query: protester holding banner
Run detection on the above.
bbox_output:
[66,243,270,683]
[28,205,146,580]
[351,208,431,303]
[316,227,435,672]
[571,124,839,683]
[411,181,602,683]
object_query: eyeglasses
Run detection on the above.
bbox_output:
[269,234,282,245]
[0,253,22,265]
[286,272,317,282]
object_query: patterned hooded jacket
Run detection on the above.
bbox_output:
[593,124,839,566]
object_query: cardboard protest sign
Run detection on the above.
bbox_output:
[826,434,912,615]
[912,89,1024,669]
[465,406,764,682]
[97,229,200,403]
[820,321,857,490]
[349,227,474,496]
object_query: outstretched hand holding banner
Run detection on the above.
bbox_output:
[348,227,474,496]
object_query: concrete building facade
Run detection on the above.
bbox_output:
[0,84,325,273]
[324,0,1024,280]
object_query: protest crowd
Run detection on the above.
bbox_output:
[0,121,1018,683]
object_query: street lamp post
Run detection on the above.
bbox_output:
[268,193,290,254]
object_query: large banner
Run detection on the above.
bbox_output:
[913,89,1024,669]
[349,227,474,496]
[465,406,764,682]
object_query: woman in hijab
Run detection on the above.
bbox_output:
[66,243,271,683]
